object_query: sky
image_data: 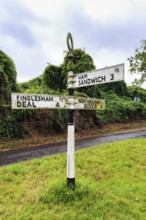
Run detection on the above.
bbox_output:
[1,0,146,88]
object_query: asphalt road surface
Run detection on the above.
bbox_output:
[0,128,146,166]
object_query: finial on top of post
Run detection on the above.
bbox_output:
[67,33,74,52]
[66,33,74,71]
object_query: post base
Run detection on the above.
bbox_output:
[67,178,75,189]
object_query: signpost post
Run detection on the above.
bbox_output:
[11,33,124,190]
[66,33,75,189]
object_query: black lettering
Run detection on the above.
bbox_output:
[91,78,96,84]
[84,74,87,79]
[78,79,84,86]
[79,74,87,80]
[22,101,26,107]
[98,76,106,82]
[102,76,106,81]
[110,74,114,81]
[98,76,102,82]
[41,96,45,101]
[56,102,60,108]
[17,101,21,107]
[27,101,32,107]
[22,96,27,101]
[87,79,91,84]
[79,99,84,103]
[35,96,37,101]
[84,103,96,110]
[49,97,53,101]
[46,96,53,101]
[38,96,41,101]
[115,67,119,72]
[27,96,31,101]
[32,101,36,107]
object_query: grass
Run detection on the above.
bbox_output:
[0,138,146,219]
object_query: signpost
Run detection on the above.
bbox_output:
[68,63,124,88]
[11,93,69,109]
[74,97,105,110]
[11,93,105,110]
[11,33,125,189]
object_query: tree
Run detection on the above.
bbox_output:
[63,48,127,97]
[62,48,95,74]
[42,64,66,92]
[42,49,96,92]
[0,50,18,106]
[0,50,27,140]
[62,48,96,93]
[128,40,146,86]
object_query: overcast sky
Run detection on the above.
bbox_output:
[1,0,146,88]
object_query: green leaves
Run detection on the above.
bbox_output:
[42,64,66,92]
[0,50,18,106]
[128,40,146,86]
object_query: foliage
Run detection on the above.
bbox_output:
[18,76,42,92]
[42,64,66,92]
[0,107,28,140]
[1,48,146,140]
[62,49,96,92]
[0,50,27,140]
[128,85,146,103]
[62,49,96,74]
[97,93,146,123]
[1,139,146,219]
[128,40,146,86]
[85,81,128,99]
[0,50,18,106]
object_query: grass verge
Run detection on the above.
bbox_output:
[0,138,146,219]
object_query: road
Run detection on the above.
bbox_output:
[0,128,146,166]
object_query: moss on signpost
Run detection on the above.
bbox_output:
[67,52,74,71]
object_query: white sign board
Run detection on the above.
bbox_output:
[73,63,124,88]
[11,93,105,110]
[11,93,69,109]
[74,97,105,110]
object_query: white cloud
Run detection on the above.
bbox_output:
[87,47,133,85]
[0,0,146,88]
[84,0,146,24]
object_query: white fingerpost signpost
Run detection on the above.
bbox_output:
[73,63,124,88]
[66,33,75,189]
[11,33,125,189]
[11,93,105,111]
